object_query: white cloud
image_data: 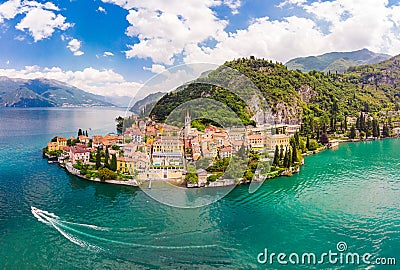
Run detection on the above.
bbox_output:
[277,0,307,8]
[102,0,400,65]
[0,66,143,97]
[184,16,326,63]
[143,64,166,74]
[0,0,61,22]
[103,51,114,57]
[184,0,400,63]
[25,65,40,72]
[67,38,84,56]
[223,0,241,15]
[184,0,400,64]
[0,0,71,41]
[97,6,107,14]
[103,0,229,65]
[42,2,59,11]
[299,0,400,56]
[16,8,71,42]
[0,0,21,23]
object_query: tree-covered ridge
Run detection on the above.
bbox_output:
[151,82,255,126]
[347,55,400,110]
[130,92,165,114]
[151,55,400,136]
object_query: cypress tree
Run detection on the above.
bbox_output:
[95,147,101,169]
[273,145,279,166]
[292,146,298,163]
[362,113,367,132]
[290,137,295,149]
[366,119,372,137]
[283,149,289,168]
[359,113,364,131]
[377,121,380,137]
[237,143,246,158]
[78,128,82,137]
[382,124,390,137]
[294,132,300,147]
[110,154,117,171]
[279,145,284,161]
[349,126,356,139]
[372,119,379,138]
[306,136,310,150]
[104,148,109,169]
[356,116,360,130]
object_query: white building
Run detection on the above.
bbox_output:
[69,146,90,164]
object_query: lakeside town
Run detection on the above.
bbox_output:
[43,109,400,188]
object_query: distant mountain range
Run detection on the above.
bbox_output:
[0,76,113,107]
[285,48,391,73]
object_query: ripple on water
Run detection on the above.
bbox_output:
[2,109,400,269]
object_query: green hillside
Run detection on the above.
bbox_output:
[130,92,165,114]
[150,56,400,137]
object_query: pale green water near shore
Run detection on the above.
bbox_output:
[1,108,399,269]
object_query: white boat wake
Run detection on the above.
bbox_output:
[31,207,216,251]
[31,206,104,251]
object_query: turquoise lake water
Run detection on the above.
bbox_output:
[0,108,399,269]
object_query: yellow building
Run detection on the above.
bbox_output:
[47,142,59,152]
[152,136,183,153]
[117,157,136,174]
[265,134,290,150]
[47,136,67,152]
[117,156,149,174]
[57,137,67,147]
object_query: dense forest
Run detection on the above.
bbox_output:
[150,55,400,139]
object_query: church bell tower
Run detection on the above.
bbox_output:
[184,109,191,138]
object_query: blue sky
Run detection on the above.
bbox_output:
[0,0,400,97]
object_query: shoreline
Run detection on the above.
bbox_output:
[48,136,399,189]
[62,162,140,187]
